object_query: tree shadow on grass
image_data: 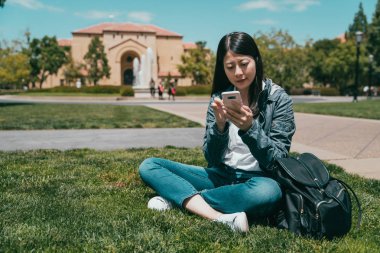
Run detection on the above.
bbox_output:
[0,102,35,107]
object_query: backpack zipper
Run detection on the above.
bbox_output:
[299,194,304,214]
[315,188,345,219]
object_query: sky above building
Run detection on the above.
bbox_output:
[0,0,377,51]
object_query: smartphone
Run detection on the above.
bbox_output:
[222,91,242,110]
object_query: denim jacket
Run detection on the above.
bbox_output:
[203,79,296,172]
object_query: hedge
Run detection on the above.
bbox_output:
[120,86,134,97]
[175,85,211,96]
[27,85,122,94]
[290,87,340,96]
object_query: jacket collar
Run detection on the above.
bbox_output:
[263,78,282,102]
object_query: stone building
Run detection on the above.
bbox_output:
[45,23,196,89]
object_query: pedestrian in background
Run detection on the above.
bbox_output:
[150,78,156,97]
[158,81,164,100]
[168,80,176,101]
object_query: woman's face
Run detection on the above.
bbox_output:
[223,50,256,92]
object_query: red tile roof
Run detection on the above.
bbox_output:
[183,42,197,50]
[73,23,182,38]
[336,33,347,43]
[58,39,72,47]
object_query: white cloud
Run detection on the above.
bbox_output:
[237,0,279,11]
[237,0,320,12]
[127,11,153,23]
[76,10,121,20]
[285,0,320,12]
[252,18,277,25]
[9,0,63,12]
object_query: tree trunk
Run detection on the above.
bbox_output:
[39,72,47,89]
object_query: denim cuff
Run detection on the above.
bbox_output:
[238,119,257,137]
[212,121,230,137]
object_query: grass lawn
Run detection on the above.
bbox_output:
[0,148,378,252]
[0,103,201,130]
[17,92,118,97]
[293,99,380,120]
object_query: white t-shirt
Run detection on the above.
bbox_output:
[222,81,281,172]
[223,123,262,172]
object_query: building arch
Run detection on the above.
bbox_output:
[113,39,147,64]
[120,50,140,85]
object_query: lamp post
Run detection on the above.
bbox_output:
[354,31,363,102]
[368,54,374,99]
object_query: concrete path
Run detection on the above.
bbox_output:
[1,95,379,180]
[146,102,380,180]
[0,128,204,150]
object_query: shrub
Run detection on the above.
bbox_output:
[289,88,312,95]
[289,87,339,96]
[27,85,122,94]
[319,87,340,96]
[176,85,211,96]
[27,86,79,93]
[81,85,120,94]
[120,86,134,96]
[174,87,187,96]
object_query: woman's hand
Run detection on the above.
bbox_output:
[225,104,254,132]
[211,97,227,132]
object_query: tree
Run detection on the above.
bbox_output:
[347,2,369,39]
[29,36,68,89]
[84,36,110,85]
[254,29,310,91]
[63,54,84,86]
[347,3,368,39]
[0,0,6,8]
[0,47,30,89]
[178,41,214,85]
[368,0,380,68]
[308,39,340,86]
[324,41,368,94]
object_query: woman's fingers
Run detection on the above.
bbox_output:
[226,106,253,131]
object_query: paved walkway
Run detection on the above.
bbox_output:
[1,95,379,180]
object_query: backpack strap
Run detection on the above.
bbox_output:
[333,177,362,229]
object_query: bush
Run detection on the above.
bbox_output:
[176,85,211,96]
[81,85,120,94]
[27,86,79,93]
[27,85,122,94]
[318,87,340,96]
[290,88,312,95]
[174,87,187,96]
[289,87,339,96]
[120,86,134,96]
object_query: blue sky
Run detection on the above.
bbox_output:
[0,0,377,51]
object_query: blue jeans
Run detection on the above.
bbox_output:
[139,157,282,218]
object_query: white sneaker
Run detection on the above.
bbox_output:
[147,196,173,211]
[215,212,249,233]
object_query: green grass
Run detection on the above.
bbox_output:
[0,103,201,129]
[293,99,380,120]
[0,148,379,252]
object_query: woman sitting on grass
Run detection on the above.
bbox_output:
[139,32,296,232]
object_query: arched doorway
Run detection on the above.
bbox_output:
[123,69,134,85]
[120,51,139,85]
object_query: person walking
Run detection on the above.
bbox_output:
[139,32,296,233]
[150,78,156,97]
[168,80,176,101]
[157,81,164,100]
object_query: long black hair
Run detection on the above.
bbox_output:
[211,32,264,107]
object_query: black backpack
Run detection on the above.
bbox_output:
[271,153,362,239]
